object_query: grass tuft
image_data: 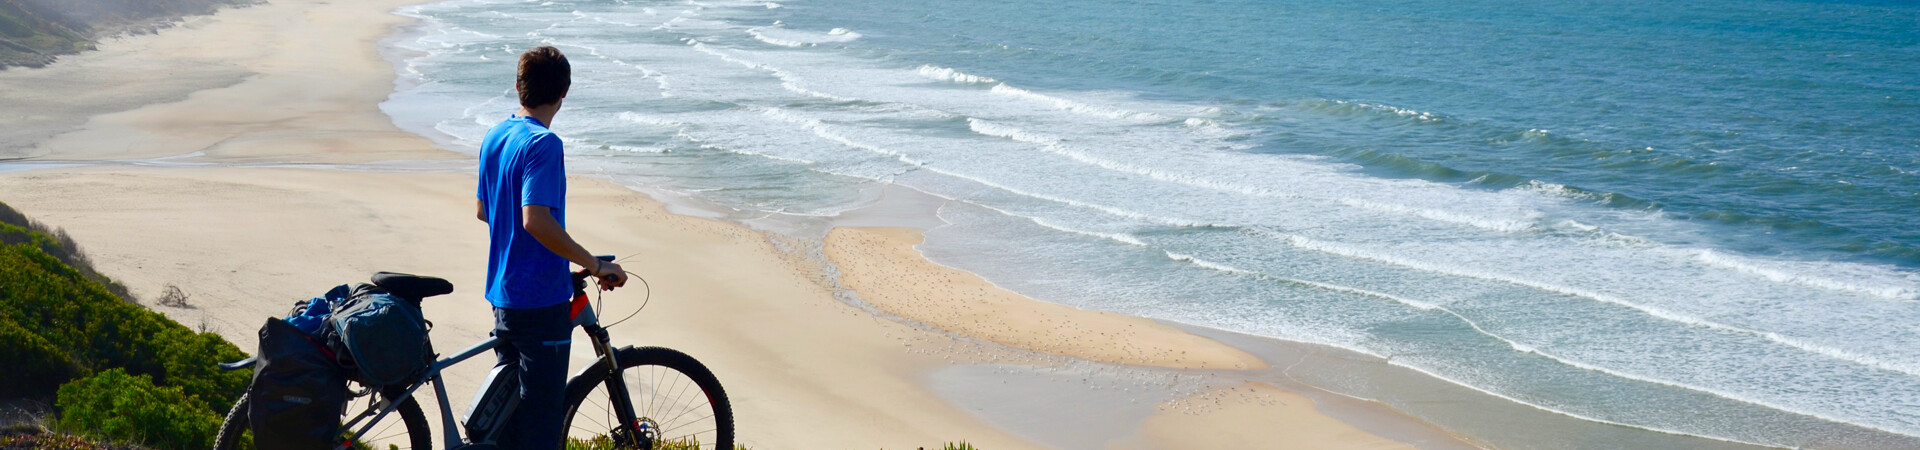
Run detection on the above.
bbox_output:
[565,435,749,450]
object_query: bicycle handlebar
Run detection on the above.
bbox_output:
[573,254,622,294]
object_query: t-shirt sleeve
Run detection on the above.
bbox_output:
[521,133,567,208]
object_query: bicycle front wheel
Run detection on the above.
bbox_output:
[562,346,735,450]
[213,389,432,450]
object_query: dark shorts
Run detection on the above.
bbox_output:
[492,301,572,449]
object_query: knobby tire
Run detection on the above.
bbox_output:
[213,391,432,450]
[562,346,735,450]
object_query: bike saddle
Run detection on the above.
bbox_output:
[372,272,454,301]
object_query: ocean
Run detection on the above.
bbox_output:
[379,0,1920,447]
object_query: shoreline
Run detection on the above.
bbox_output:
[824,226,1268,371]
[0,0,1485,448]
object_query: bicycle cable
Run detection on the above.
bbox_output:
[594,270,650,329]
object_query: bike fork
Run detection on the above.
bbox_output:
[585,324,648,447]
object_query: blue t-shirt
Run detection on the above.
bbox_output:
[477,115,570,309]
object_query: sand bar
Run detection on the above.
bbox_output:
[825,227,1266,371]
[1124,382,1415,450]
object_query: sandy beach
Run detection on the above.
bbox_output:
[0,0,1467,448]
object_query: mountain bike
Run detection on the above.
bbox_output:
[211,256,734,449]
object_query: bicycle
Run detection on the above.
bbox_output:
[211,256,735,449]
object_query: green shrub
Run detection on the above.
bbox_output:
[0,201,251,449]
[0,219,250,413]
[55,369,223,450]
[0,314,82,400]
[0,202,135,303]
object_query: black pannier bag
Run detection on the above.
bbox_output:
[327,284,433,387]
[248,317,348,450]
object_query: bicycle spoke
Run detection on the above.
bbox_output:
[658,412,715,436]
[661,375,697,423]
[589,392,611,416]
[673,428,717,444]
[646,366,665,419]
[370,429,406,443]
[640,372,661,419]
[660,400,712,432]
[571,423,607,436]
[658,372,689,420]
[576,398,610,431]
[563,348,730,450]
[602,385,616,437]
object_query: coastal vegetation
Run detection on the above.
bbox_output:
[0,0,255,68]
[0,200,248,449]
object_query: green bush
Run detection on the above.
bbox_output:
[0,314,83,399]
[0,201,251,449]
[0,201,134,302]
[55,369,223,450]
[0,220,250,413]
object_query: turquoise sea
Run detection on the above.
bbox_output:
[380,0,1920,447]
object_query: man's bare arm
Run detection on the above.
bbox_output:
[476,199,487,222]
[522,205,628,288]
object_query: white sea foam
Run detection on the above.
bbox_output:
[1380,360,1780,448]
[988,84,1169,122]
[758,110,1215,227]
[1147,249,1808,405]
[688,40,858,101]
[960,200,1149,247]
[966,119,1284,199]
[1692,249,1918,301]
[746,28,807,47]
[1360,102,1441,122]
[746,26,862,48]
[966,118,1550,235]
[916,65,998,84]
[1335,198,1538,233]
[1266,230,1920,380]
[617,111,686,128]
[1517,179,1601,202]
[1268,232,1722,331]
[1559,220,1599,233]
[1316,99,1443,123]
[601,144,669,153]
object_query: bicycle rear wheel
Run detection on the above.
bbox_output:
[213,389,432,450]
[562,346,734,450]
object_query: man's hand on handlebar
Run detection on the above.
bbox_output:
[593,260,629,291]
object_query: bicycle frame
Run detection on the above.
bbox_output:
[337,272,637,450]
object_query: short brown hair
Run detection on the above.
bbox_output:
[517,46,571,108]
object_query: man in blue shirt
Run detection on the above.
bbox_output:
[475,45,626,449]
